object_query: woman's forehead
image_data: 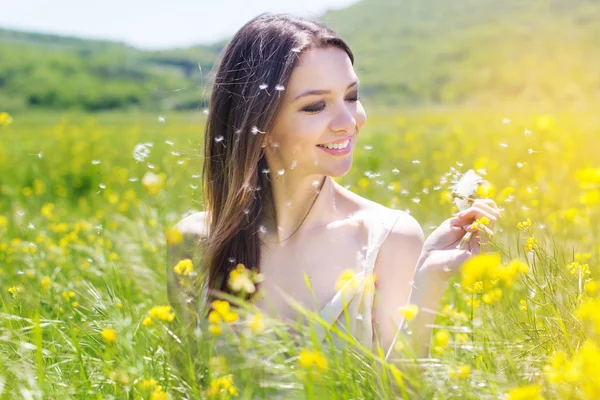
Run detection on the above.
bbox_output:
[286,48,357,99]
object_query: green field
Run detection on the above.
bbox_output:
[1,108,599,398]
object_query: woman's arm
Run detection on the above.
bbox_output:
[373,212,426,355]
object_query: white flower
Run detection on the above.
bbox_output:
[451,169,486,211]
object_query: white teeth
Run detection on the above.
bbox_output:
[318,139,350,150]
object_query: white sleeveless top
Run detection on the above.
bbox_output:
[310,209,403,351]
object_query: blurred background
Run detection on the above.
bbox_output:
[2,0,599,114]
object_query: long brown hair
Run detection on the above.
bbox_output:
[202,12,354,304]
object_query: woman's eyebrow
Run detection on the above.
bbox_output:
[293,80,359,102]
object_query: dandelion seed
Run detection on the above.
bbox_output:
[433,185,442,190]
[363,145,373,150]
[158,116,166,123]
[456,161,463,167]
[262,168,270,174]
[400,189,409,195]
[176,160,184,165]
[412,197,421,204]
[215,136,225,143]
[203,108,209,115]
[291,47,301,53]
[476,168,487,175]
[95,224,103,234]
[387,184,395,191]
[290,160,297,169]
[277,169,285,176]
[251,126,265,135]
[502,117,510,124]
[270,141,280,148]
[192,174,201,178]
[30,151,44,159]
[129,177,138,182]
[165,140,174,145]
[147,163,155,169]
[499,143,508,148]
[312,180,321,187]
[234,129,242,135]
[392,168,399,174]
[286,201,292,208]
[228,257,236,263]
[422,188,429,194]
[132,142,153,162]
[524,129,532,135]
[517,162,524,168]
[412,160,420,164]
[170,151,181,156]
[376,180,384,186]
[190,184,198,190]
[99,183,106,189]
[27,223,35,230]
[243,208,250,215]
[92,160,101,165]
[274,84,285,91]
[259,83,268,90]
[258,225,267,234]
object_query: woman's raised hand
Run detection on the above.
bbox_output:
[415,199,501,283]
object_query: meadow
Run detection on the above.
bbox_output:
[0,107,599,399]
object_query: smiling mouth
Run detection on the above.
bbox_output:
[316,139,351,150]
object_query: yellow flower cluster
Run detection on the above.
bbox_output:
[208,300,238,336]
[506,383,544,400]
[227,263,263,294]
[544,340,600,399]
[165,227,183,246]
[398,304,419,321]
[568,261,590,276]
[524,237,537,253]
[448,364,471,380]
[461,253,529,297]
[173,259,193,276]
[298,348,328,372]
[516,217,531,231]
[143,305,175,326]
[101,328,117,343]
[0,112,13,126]
[206,375,239,398]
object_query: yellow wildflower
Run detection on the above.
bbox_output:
[208,324,223,336]
[150,385,169,400]
[165,227,183,246]
[101,328,118,343]
[206,375,239,398]
[449,364,471,380]
[298,348,328,372]
[248,313,266,334]
[41,276,52,289]
[335,268,359,292]
[454,332,468,343]
[519,299,527,311]
[399,304,419,321]
[173,259,193,276]
[0,112,13,126]
[507,383,544,400]
[228,263,256,293]
[585,280,599,296]
[568,261,590,276]
[8,286,24,296]
[0,215,7,228]
[147,305,175,322]
[434,329,450,350]
[138,378,158,391]
[524,237,537,252]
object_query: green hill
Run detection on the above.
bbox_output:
[1,0,599,112]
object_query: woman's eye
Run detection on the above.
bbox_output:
[302,95,360,114]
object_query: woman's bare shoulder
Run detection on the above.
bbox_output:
[173,211,209,238]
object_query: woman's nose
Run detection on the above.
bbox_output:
[330,104,358,133]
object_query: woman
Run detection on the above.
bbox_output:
[166,12,501,360]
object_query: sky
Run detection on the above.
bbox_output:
[0,0,360,50]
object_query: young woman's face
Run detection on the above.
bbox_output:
[264,46,367,178]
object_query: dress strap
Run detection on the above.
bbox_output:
[362,209,403,272]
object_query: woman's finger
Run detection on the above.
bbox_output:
[469,232,481,255]
[457,206,498,224]
[472,201,501,219]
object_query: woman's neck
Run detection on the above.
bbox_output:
[261,173,335,246]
